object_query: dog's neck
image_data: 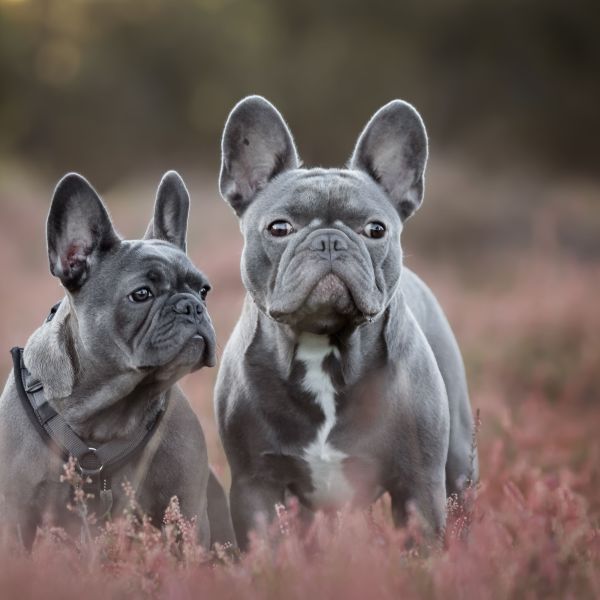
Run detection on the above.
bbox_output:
[23,299,167,444]
[54,366,167,443]
[251,291,407,385]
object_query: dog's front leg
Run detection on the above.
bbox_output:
[389,476,446,540]
[0,501,39,550]
[230,475,285,551]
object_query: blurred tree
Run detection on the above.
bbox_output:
[0,0,598,186]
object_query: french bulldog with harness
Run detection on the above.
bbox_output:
[215,96,478,549]
[0,171,234,549]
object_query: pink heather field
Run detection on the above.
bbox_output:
[0,163,598,598]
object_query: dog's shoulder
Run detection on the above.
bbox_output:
[137,385,209,491]
[161,385,206,445]
[399,267,445,326]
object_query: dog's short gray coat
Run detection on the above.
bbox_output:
[215,96,478,549]
[0,171,234,549]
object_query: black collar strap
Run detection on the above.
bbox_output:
[10,346,167,514]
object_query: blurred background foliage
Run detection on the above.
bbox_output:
[0,0,599,186]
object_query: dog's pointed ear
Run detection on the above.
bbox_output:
[350,100,428,221]
[47,173,120,292]
[144,170,189,252]
[219,95,300,217]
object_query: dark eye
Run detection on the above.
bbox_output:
[363,222,386,239]
[128,287,153,303]
[268,221,294,237]
[200,285,210,300]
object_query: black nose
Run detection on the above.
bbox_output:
[170,293,204,319]
[310,230,349,260]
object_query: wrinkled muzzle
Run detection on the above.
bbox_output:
[146,292,216,369]
[267,228,384,334]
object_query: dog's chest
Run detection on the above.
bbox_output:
[295,334,354,509]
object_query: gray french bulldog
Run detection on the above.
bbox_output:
[0,171,234,549]
[215,96,478,549]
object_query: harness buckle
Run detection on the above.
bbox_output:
[77,447,104,477]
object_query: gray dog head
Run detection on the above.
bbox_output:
[45,170,216,387]
[219,96,428,335]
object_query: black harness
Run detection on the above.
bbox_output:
[10,302,167,519]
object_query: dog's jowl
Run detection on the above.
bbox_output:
[215,96,479,549]
[0,171,234,549]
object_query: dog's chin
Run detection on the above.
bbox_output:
[273,273,364,335]
[137,333,216,376]
[292,313,356,335]
[177,334,216,370]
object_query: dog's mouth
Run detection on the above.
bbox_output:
[304,273,356,314]
[138,325,216,373]
[270,272,366,334]
[189,329,217,368]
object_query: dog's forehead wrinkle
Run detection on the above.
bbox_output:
[251,169,381,229]
[125,238,184,258]
[120,240,191,279]
[294,167,362,182]
[181,265,207,290]
[293,172,362,197]
[276,175,378,227]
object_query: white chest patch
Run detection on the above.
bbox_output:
[296,333,354,508]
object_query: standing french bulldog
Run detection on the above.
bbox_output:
[215,96,478,549]
[0,171,234,549]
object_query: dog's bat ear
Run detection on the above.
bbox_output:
[350,100,428,221]
[145,170,190,252]
[219,95,300,217]
[47,173,120,292]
